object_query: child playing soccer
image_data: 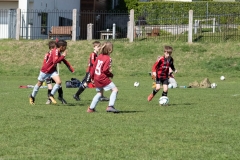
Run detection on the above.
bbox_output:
[44,40,73,104]
[73,41,109,101]
[148,45,177,102]
[87,41,119,113]
[29,40,72,105]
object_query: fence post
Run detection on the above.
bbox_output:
[129,9,134,43]
[72,9,77,41]
[87,23,93,40]
[188,10,193,44]
[113,23,116,39]
[16,8,20,40]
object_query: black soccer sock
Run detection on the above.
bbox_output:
[162,91,168,96]
[58,87,63,98]
[75,85,86,96]
[152,89,159,96]
[48,89,52,97]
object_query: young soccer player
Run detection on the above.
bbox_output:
[73,41,109,101]
[148,45,177,102]
[45,41,74,105]
[29,40,71,105]
[87,41,119,113]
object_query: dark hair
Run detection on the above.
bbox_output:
[56,40,67,48]
[92,41,101,47]
[48,41,56,49]
[164,46,173,54]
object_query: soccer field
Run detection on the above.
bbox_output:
[1,75,240,159]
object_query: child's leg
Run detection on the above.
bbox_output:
[108,87,118,107]
[31,80,43,97]
[148,83,160,101]
[58,86,63,98]
[89,91,102,110]
[51,75,61,96]
[162,84,168,96]
[75,82,88,96]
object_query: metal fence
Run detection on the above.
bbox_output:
[1,7,240,42]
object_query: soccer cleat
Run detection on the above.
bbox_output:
[87,107,96,113]
[147,93,154,101]
[73,94,80,101]
[49,95,57,104]
[46,99,52,104]
[58,97,67,104]
[106,106,119,113]
[29,94,35,105]
[100,96,109,101]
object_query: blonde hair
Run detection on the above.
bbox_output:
[164,46,173,54]
[100,41,113,55]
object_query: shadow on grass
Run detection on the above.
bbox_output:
[169,103,193,106]
[115,111,144,114]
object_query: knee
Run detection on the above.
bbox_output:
[112,87,118,92]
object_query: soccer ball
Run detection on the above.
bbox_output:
[220,76,225,80]
[159,96,169,106]
[168,83,173,89]
[134,82,140,87]
[211,83,217,88]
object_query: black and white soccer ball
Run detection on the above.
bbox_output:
[159,96,169,106]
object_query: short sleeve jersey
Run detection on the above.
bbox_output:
[90,54,113,88]
[152,56,175,79]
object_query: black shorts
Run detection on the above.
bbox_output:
[156,78,169,85]
[46,78,55,84]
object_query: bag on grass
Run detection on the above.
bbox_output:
[66,78,81,88]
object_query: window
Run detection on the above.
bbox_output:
[41,12,48,35]
[59,17,72,26]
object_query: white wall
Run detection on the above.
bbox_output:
[18,0,80,39]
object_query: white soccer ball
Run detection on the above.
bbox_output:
[159,96,169,106]
[134,82,140,87]
[220,76,225,80]
[168,83,173,89]
[211,83,217,88]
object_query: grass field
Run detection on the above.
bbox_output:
[1,40,240,159]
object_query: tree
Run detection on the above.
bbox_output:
[124,0,138,10]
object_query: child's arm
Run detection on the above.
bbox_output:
[52,49,66,64]
[62,59,75,73]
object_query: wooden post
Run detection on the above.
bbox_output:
[188,10,193,44]
[16,8,20,40]
[72,9,77,41]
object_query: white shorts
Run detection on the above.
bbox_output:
[96,82,116,92]
[37,71,59,82]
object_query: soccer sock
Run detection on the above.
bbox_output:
[109,91,118,107]
[48,89,52,97]
[50,84,60,96]
[89,93,101,109]
[75,84,86,96]
[58,86,63,98]
[32,84,40,97]
[153,89,159,96]
[162,91,168,96]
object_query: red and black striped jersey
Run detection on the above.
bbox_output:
[152,56,175,79]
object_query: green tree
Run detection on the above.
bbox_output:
[124,0,138,10]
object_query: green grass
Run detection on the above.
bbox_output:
[0,40,240,159]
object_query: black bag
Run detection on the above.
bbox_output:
[66,78,81,88]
